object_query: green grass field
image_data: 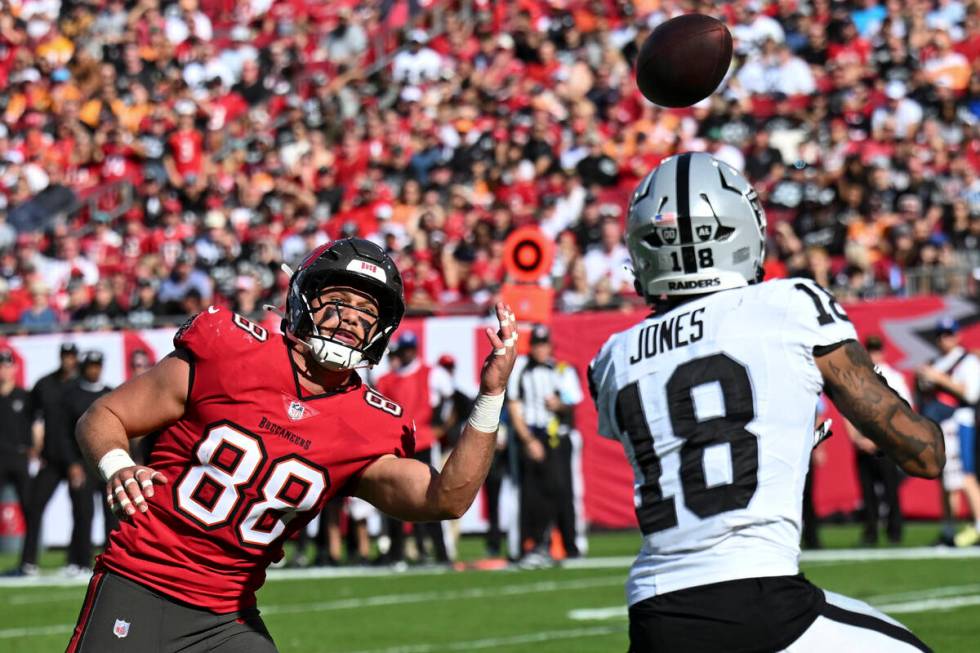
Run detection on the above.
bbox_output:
[2,524,978,652]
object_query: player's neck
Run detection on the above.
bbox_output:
[649,293,708,314]
[289,346,357,394]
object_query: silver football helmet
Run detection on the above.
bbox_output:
[626,152,766,299]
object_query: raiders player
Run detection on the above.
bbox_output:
[67,238,517,652]
[589,153,942,653]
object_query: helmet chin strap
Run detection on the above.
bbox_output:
[306,334,365,370]
[286,328,376,372]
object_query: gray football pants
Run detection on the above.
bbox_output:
[67,571,277,653]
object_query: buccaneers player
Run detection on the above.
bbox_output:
[67,238,517,652]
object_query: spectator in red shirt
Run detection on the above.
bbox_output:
[165,101,205,190]
[374,331,457,565]
[0,277,30,324]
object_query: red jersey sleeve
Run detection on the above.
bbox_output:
[338,385,417,496]
[174,307,275,405]
[362,385,416,458]
[173,307,221,362]
[174,306,271,364]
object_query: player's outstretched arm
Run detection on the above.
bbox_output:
[76,349,191,520]
[816,340,944,478]
[355,303,518,521]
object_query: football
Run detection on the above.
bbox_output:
[635,14,733,108]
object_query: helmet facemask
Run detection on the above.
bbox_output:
[301,287,381,369]
[292,281,394,370]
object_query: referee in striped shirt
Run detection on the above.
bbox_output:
[507,324,583,565]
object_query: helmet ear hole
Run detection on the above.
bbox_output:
[643,232,663,248]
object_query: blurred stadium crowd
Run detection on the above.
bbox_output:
[0,0,978,332]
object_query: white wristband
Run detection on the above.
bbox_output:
[98,448,136,482]
[467,393,506,433]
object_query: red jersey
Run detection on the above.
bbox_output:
[401,265,446,306]
[100,143,143,185]
[148,224,195,267]
[168,130,204,178]
[376,361,435,452]
[99,307,414,612]
[207,92,248,131]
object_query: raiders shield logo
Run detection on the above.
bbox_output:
[113,619,130,639]
[696,225,713,241]
[661,227,678,244]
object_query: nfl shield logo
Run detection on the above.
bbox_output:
[281,395,318,421]
[113,619,130,639]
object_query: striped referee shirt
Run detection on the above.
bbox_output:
[507,356,583,434]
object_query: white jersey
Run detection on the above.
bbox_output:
[930,345,980,426]
[876,362,912,406]
[589,278,857,606]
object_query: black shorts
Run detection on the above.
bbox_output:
[627,574,930,653]
[67,571,277,653]
[628,574,823,653]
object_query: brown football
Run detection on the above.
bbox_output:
[635,14,733,108]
